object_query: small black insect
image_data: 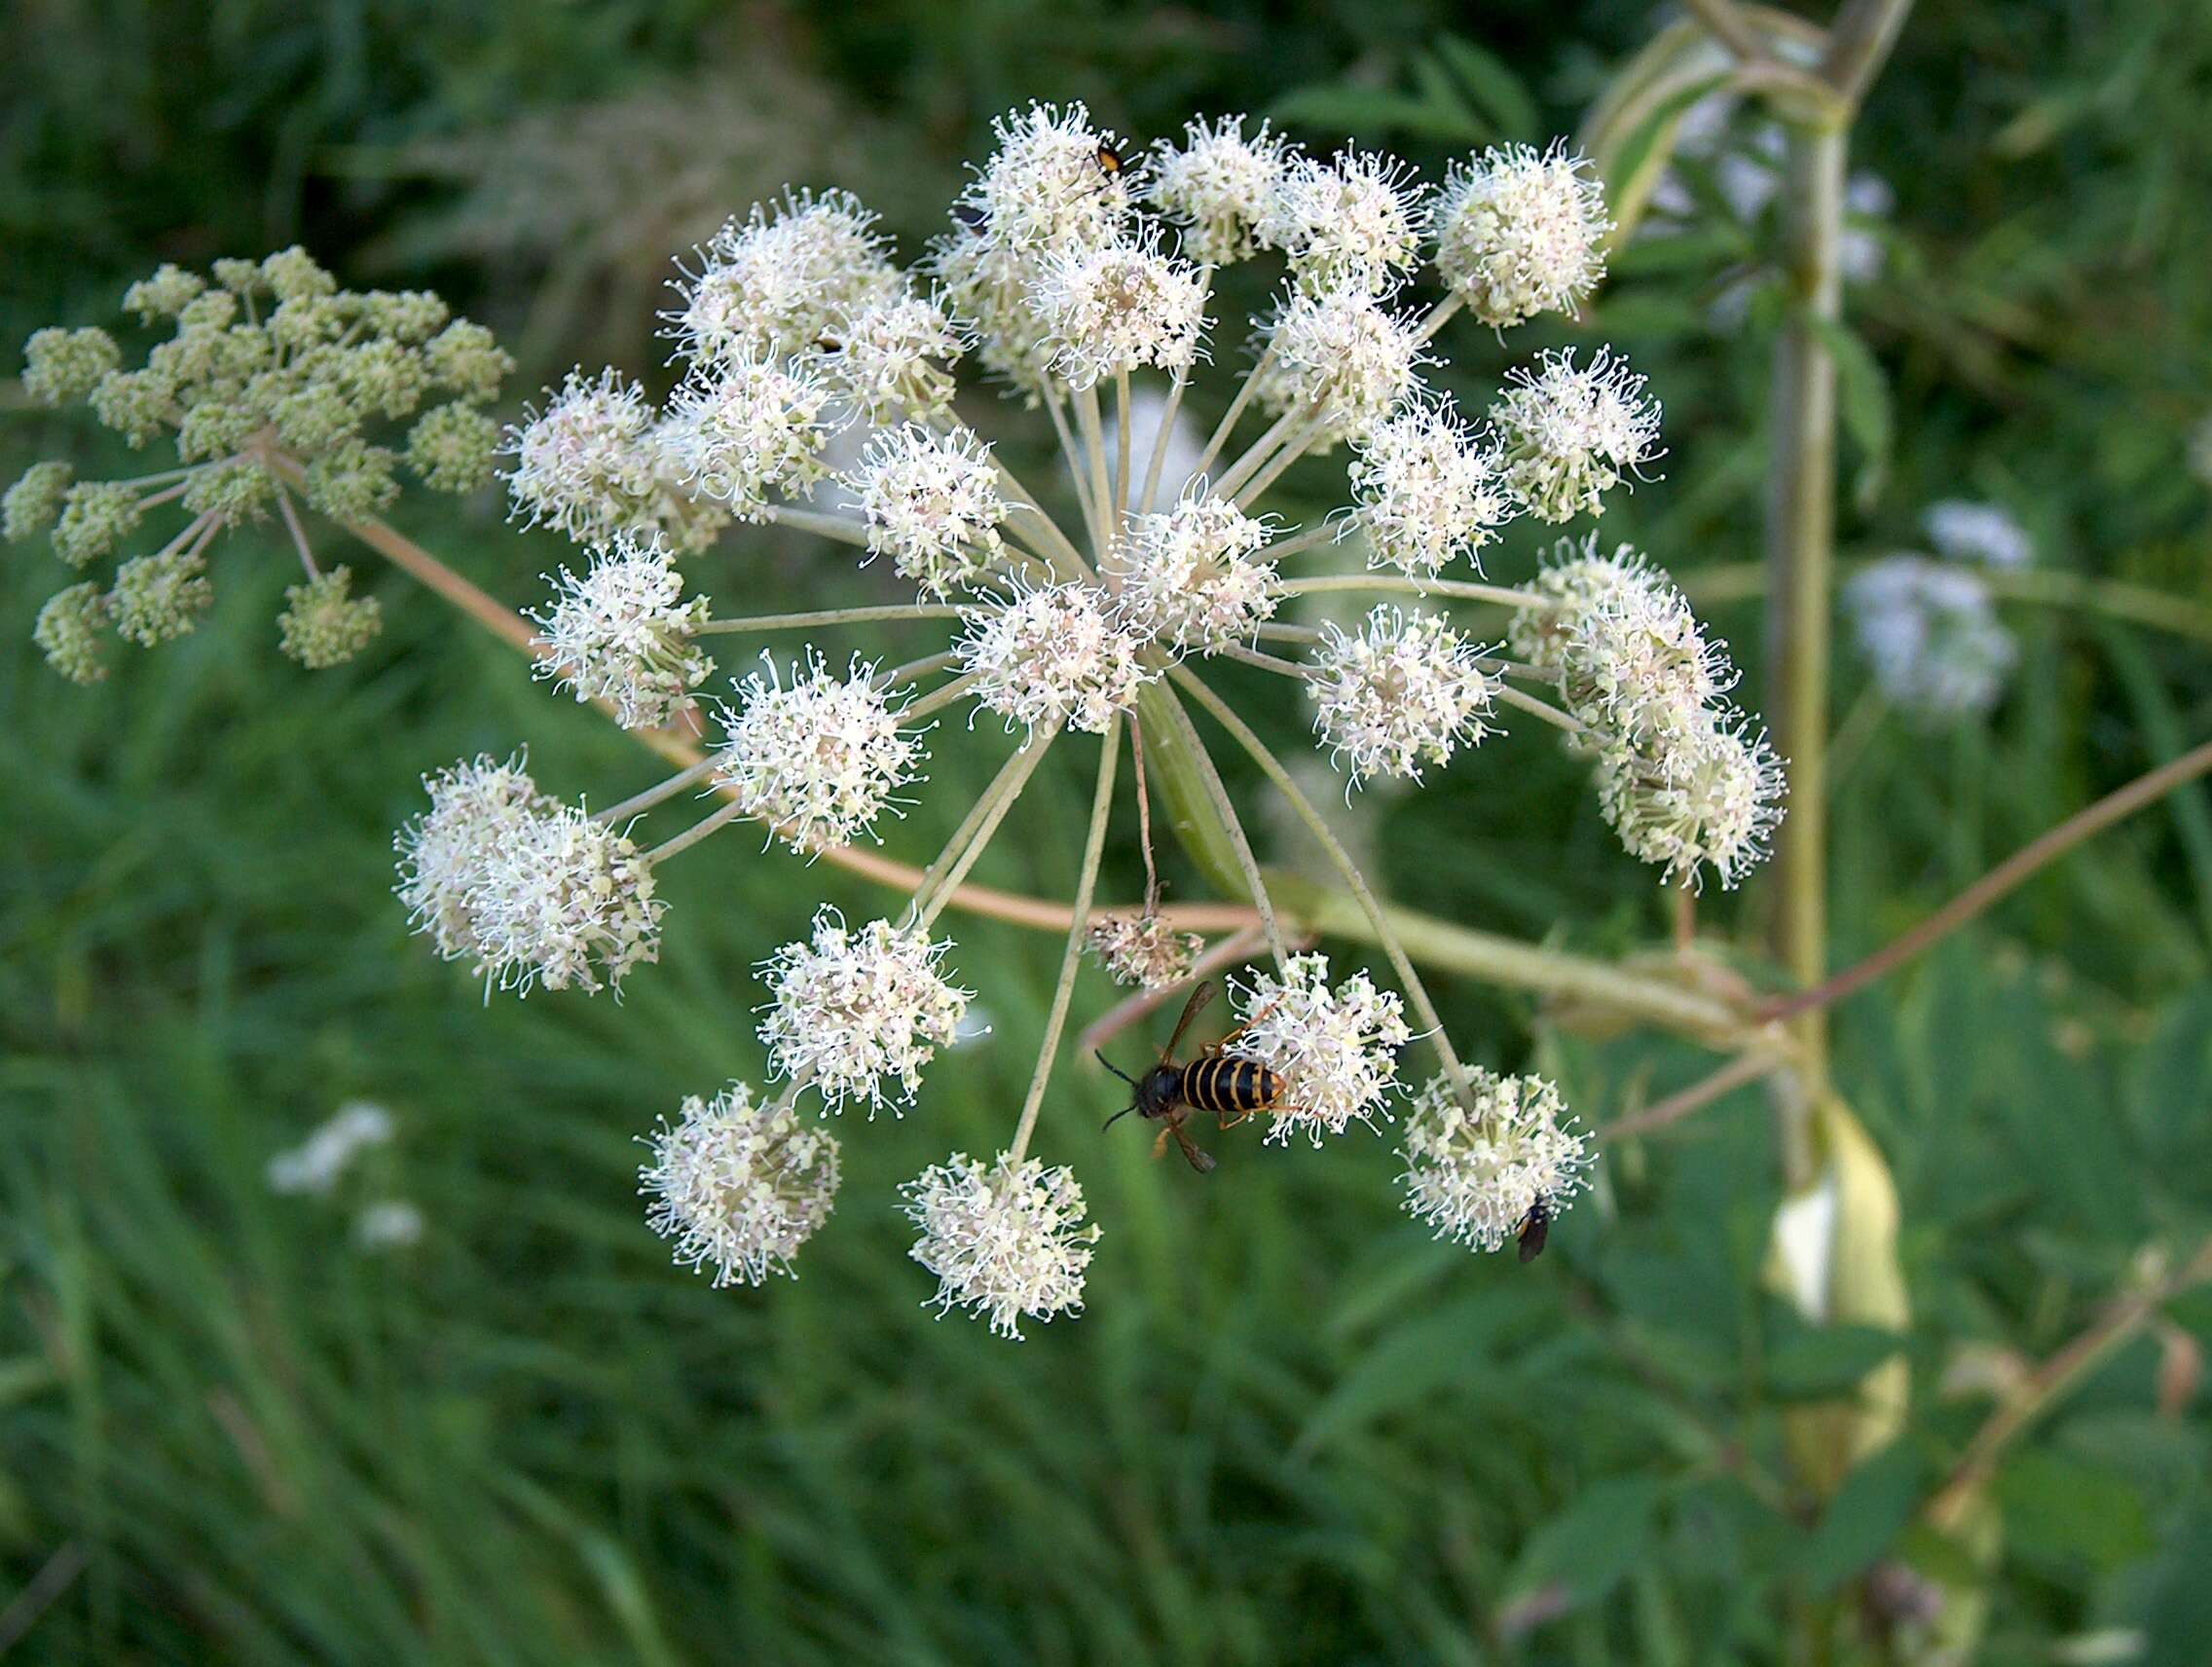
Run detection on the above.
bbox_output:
[1516,1195,1553,1264]
[1097,980,1288,1174]
[952,202,988,234]
[1093,141,1125,179]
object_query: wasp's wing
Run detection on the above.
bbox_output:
[1161,979,1218,1060]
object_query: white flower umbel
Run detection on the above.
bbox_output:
[1265,147,1428,296]
[640,1083,842,1286]
[528,533,713,729]
[714,649,926,853]
[959,580,1152,735]
[901,1150,1100,1340]
[1147,115,1289,265]
[667,190,901,365]
[963,101,1135,254]
[759,909,972,1115]
[1433,143,1611,329]
[468,801,664,994]
[1086,911,1202,990]
[1399,1069,1591,1253]
[1490,347,1662,523]
[1346,400,1514,580]
[1253,286,1427,447]
[844,424,1009,597]
[1557,577,1737,749]
[1109,493,1279,656]
[394,752,552,967]
[1225,952,1411,1143]
[1596,714,1786,890]
[1309,606,1496,787]
[815,292,965,425]
[1504,535,1670,671]
[1847,556,2018,720]
[1922,500,2033,570]
[1031,232,1208,389]
[664,350,839,519]
[504,367,666,546]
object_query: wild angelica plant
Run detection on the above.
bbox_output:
[9,103,1788,1343]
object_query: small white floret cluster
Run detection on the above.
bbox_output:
[901,1151,1101,1339]
[1399,1069,1591,1253]
[1225,954,1412,1144]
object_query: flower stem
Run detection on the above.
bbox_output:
[1493,682,1588,736]
[1075,382,1116,557]
[1233,420,1326,511]
[916,724,1063,929]
[645,795,751,865]
[1141,371,1192,515]
[1212,405,1305,502]
[1265,523,1343,564]
[274,482,320,579]
[1279,574,1555,611]
[1113,368,1133,524]
[877,648,963,687]
[1191,336,1278,485]
[695,604,962,635]
[1154,685,1291,970]
[903,670,986,723]
[1414,292,1465,344]
[762,503,873,547]
[595,754,719,825]
[1043,389,1098,542]
[1169,665,1476,1103]
[1008,718,1121,1165]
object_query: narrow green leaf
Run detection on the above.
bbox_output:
[1797,1441,1925,1593]
[1805,314,1894,511]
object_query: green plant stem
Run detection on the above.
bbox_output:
[1112,369,1133,527]
[904,670,986,723]
[1191,338,1277,484]
[761,503,873,547]
[1266,524,1342,563]
[1075,383,1116,556]
[1279,574,1555,611]
[1213,405,1305,501]
[1044,389,1098,542]
[1153,685,1291,969]
[1763,118,1846,1174]
[1170,666,1477,1104]
[878,649,963,687]
[1414,293,1465,344]
[916,724,1062,929]
[1821,0,1920,109]
[1493,682,1588,736]
[645,796,751,865]
[1140,374,1192,515]
[1234,421,1326,510]
[595,755,719,824]
[1008,718,1121,1165]
[695,605,962,635]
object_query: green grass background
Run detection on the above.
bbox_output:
[4,2,2210,1661]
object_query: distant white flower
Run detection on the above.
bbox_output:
[528,533,713,729]
[959,580,1153,735]
[1399,1070,1591,1253]
[759,909,972,1115]
[1253,286,1426,446]
[1433,142,1611,328]
[1308,606,1496,787]
[641,1083,842,1286]
[902,1150,1100,1339]
[1266,147,1428,296]
[353,1200,425,1251]
[503,367,666,546]
[664,351,839,519]
[714,649,927,852]
[468,801,664,994]
[1031,231,1208,388]
[267,1101,396,1196]
[815,292,965,424]
[1848,556,2017,719]
[963,101,1134,254]
[1596,714,1786,889]
[1346,401,1514,579]
[667,190,901,365]
[394,752,551,968]
[1923,500,2032,570]
[1840,170,1895,284]
[845,425,1010,597]
[1225,953,1411,1142]
[1086,911,1201,990]
[1148,115,1289,265]
[1109,493,1279,655]
[1490,347,1662,522]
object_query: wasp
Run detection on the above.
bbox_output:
[1096,980,1287,1174]
[1515,1195,1553,1263]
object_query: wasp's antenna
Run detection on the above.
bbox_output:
[1101,1104,1135,1131]
[1094,1049,1138,1087]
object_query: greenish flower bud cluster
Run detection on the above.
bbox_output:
[15,248,517,682]
[278,566,384,668]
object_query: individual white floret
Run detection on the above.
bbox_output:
[815,291,965,424]
[844,425,1010,598]
[469,801,664,995]
[528,532,713,729]
[666,190,901,365]
[1251,286,1427,446]
[1847,557,2017,719]
[958,580,1153,736]
[640,1083,841,1286]
[1433,142,1611,328]
[1147,115,1291,265]
[901,1150,1101,1340]
[1308,606,1496,787]
[1225,953,1411,1143]
[714,649,928,853]
[1265,147,1429,296]
[1489,347,1661,522]
[1346,400,1514,580]
[1922,500,2032,571]
[664,350,839,519]
[758,908,972,1116]
[1109,493,1279,656]
[1399,1069,1592,1253]
[1031,232,1209,389]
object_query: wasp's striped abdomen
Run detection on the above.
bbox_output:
[1180,1054,1281,1115]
